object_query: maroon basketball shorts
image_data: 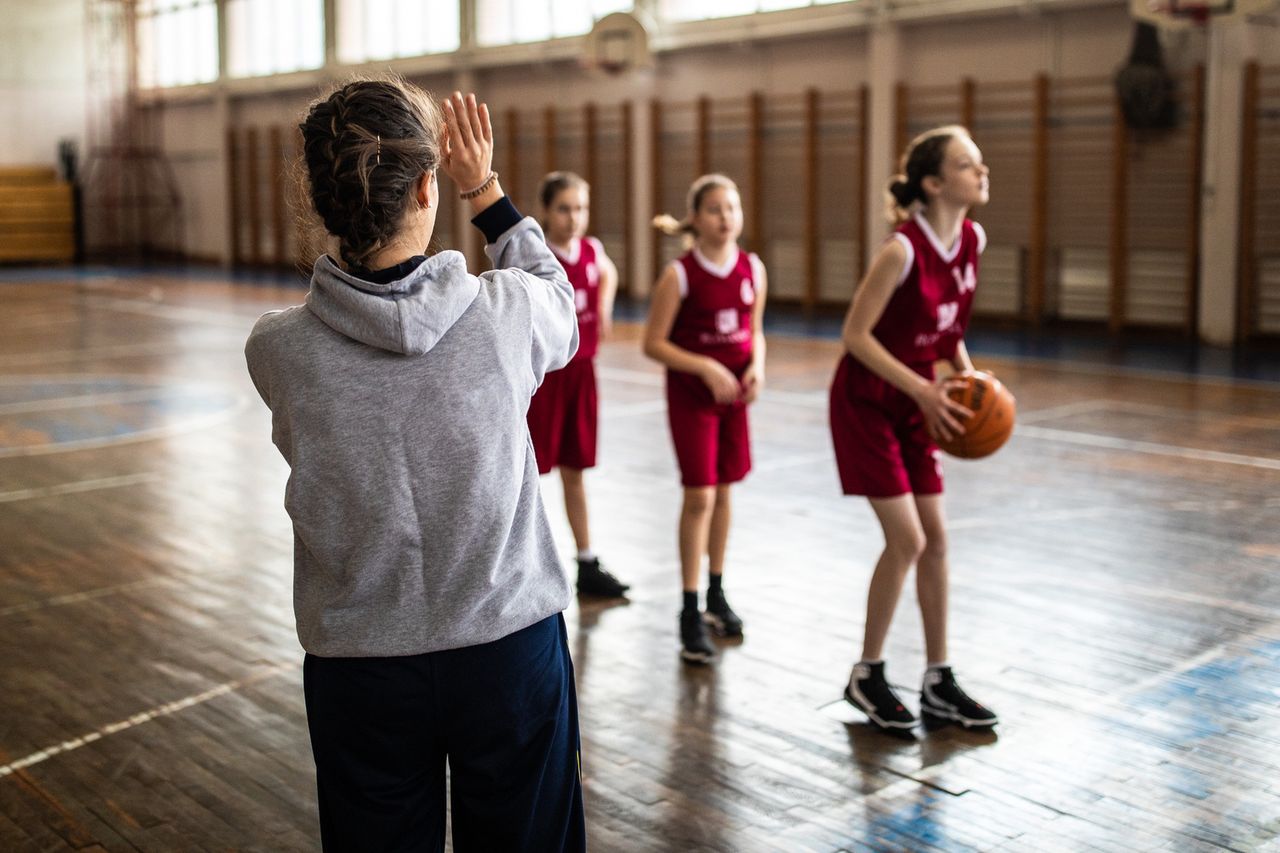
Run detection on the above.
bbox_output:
[829,356,943,498]
[527,358,598,475]
[666,373,752,489]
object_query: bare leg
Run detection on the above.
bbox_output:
[560,467,590,553]
[860,495,926,662]
[679,487,716,592]
[707,485,732,576]
[913,494,949,665]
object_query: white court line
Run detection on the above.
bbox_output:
[0,472,161,504]
[0,661,297,780]
[0,578,170,618]
[1014,398,1112,425]
[596,366,663,388]
[1017,424,1280,472]
[0,342,224,368]
[0,395,251,458]
[88,296,265,331]
[602,399,668,420]
[0,389,177,416]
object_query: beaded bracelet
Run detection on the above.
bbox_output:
[459,171,499,200]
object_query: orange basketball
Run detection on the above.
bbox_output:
[935,370,1016,459]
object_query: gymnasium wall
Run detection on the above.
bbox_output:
[0,0,86,170]
[135,4,1279,339]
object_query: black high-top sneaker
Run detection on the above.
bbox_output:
[576,557,630,597]
[703,587,744,637]
[844,661,917,730]
[920,666,999,728]
[679,608,715,664]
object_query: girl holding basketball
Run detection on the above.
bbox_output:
[830,125,998,730]
[528,171,630,598]
[643,174,767,664]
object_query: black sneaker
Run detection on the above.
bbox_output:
[920,667,998,729]
[702,587,744,637]
[844,662,917,730]
[576,557,630,597]
[679,608,715,664]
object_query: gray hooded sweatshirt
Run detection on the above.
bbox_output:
[245,217,578,658]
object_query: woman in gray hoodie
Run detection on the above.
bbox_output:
[245,80,585,852]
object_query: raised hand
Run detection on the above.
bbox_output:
[440,92,494,194]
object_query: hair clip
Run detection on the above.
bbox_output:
[376,135,381,166]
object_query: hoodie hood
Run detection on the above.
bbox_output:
[305,251,480,355]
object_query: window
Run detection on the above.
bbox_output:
[226,0,324,78]
[659,0,847,22]
[476,0,633,47]
[136,0,218,89]
[336,0,461,64]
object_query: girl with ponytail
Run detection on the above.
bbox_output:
[830,125,1000,733]
[643,174,768,665]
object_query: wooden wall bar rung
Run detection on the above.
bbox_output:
[895,83,909,157]
[622,101,634,297]
[1186,65,1205,337]
[804,88,819,312]
[1109,95,1128,334]
[544,106,557,180]
[650,99,663,288]
[961,78,976,129]
[246,127,262,266]
[697,96,711,178]
[1028,73,1049,325]
[226,128,241,266]
[584,102,598,193]
[857,84,869,284]
[1238,61,1259,340]
[269,125,285,268]
[748,92,764,264]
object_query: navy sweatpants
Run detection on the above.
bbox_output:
[303,614,586,852]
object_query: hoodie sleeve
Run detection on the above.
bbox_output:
[482,216,579,388]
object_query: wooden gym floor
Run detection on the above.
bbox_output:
[1,269,1278,852]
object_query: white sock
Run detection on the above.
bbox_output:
[577,549,596,562]
[926,662,949,671]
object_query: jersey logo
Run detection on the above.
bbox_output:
[716,308,739,335]
[936,301,959,332]
[951,262,977,294]
[575,288,589,313]
[586,263,599,287]
[741,278,755,306]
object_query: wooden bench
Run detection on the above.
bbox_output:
[0,166,76,263]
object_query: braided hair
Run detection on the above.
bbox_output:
[886,125,969,223]
[299,76,443,270]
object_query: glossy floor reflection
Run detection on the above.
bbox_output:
[1,270,1278,851]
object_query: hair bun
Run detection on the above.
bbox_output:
[888,177,916,209]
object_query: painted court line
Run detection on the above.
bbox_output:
[0,472,161,504]
[0,389,175,416]
[0,662,297,780]
[1017,424,1280,472]
[0,396,251,458]
[0,578,169,618]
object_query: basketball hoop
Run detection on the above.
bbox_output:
[581,11,654,77]
[1131,0,1277,28]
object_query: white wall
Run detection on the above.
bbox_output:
[0,0,86,169]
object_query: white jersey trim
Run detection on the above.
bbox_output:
[890,233,915,289]
[692,246,740,279]
[585,236,605,260]
[912,210,962,264]
[550,237,581,266]
[972,221,987,255]
[670,260,689,299]
[748,252,765,292]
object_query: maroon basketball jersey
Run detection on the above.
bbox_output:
[550,237,602,362]
[873,213,986,366]
[668,248,760,375]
